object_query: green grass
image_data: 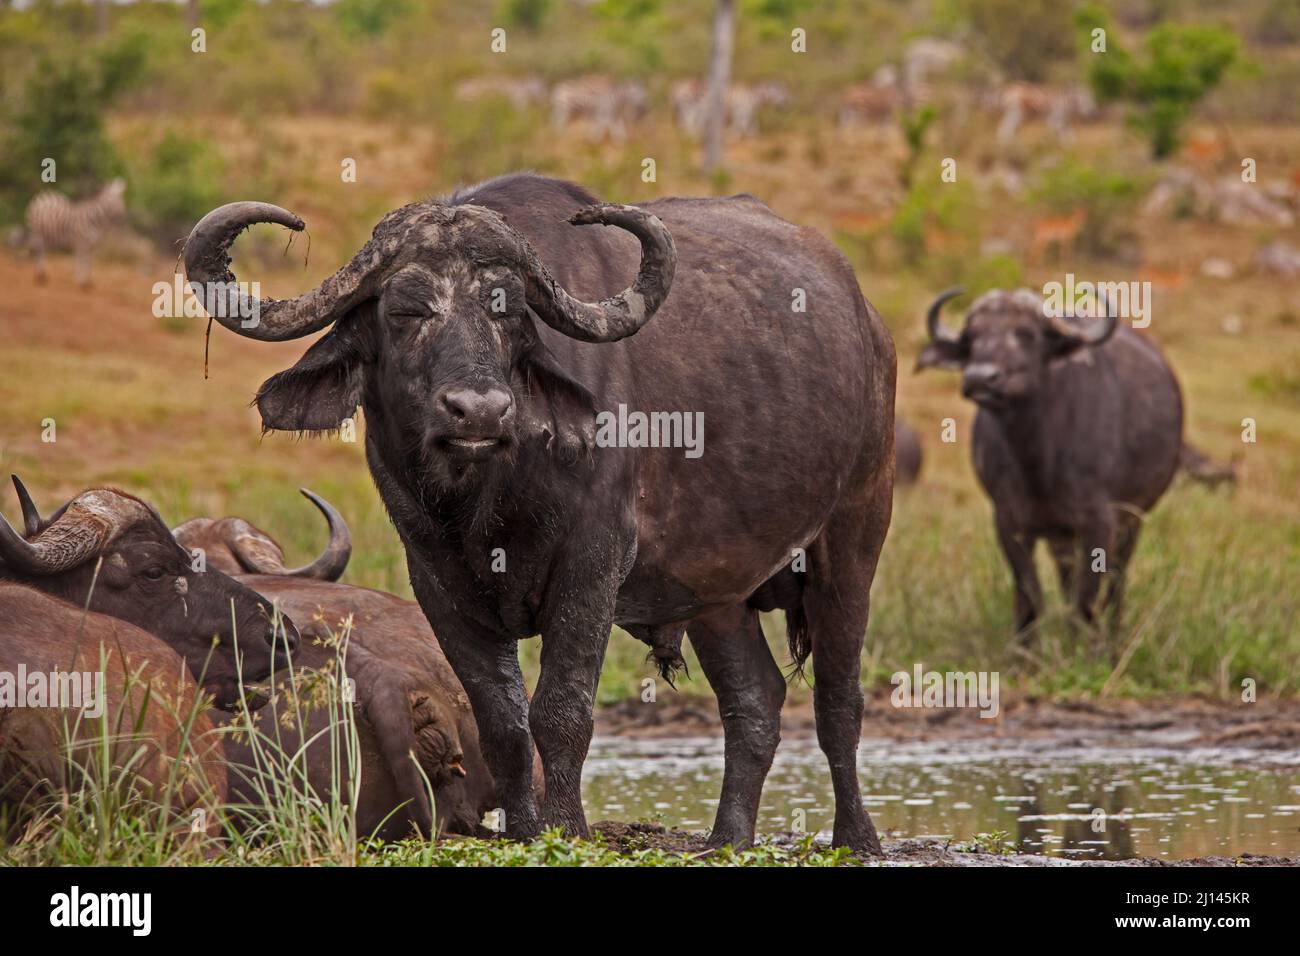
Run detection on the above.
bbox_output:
[359,831,858,867]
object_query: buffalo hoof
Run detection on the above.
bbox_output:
[833,817,884,858]
[704,831,754,852]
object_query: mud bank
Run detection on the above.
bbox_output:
[596,693,1300,754]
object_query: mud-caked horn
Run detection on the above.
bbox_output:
[520,203,676,344]
[183,201,388,342]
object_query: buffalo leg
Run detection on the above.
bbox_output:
[1048,537,1078,604]
[32,237,47,284]
[803,468,891,856]
[532,574,618,837]
[689,603,786,850]
[996,517,1042,638]
[1074,509,1117,626]
[411,574,541,840]
[1102,511,1143,629]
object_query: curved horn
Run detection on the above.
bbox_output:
[926,287,964,343]
[227,490,351,580]
[0,490,134,575]
[522,203,676,344]
[1044,287,1118,346]
[279,489,352,580]
[11,475,42,536]
[183,201,385,342]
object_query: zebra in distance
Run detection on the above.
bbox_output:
[550,75,647,142]
[23,178,127,288]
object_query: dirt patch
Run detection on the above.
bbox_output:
[596,692,1300,754]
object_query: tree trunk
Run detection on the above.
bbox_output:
[703,0,735,175]
[187,0,202,32]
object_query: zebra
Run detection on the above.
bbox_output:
[454,75,546,110]
[671,80,788,138]
[22,177,127,288]
[550,75,647,142]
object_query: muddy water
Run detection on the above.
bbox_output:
[583,736,1300,859]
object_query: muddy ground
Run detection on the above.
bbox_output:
[596,691,1300,753]
[591,821,1297,866]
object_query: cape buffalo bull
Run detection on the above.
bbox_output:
[172,488,351,581]
[173,496,506,838]
[182,172,897,853]
[1,582,227,836]
[916,288,1183,638]
[0,478,299,708]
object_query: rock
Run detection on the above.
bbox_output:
[1200,257,1235,280]
[1256,240,1300,277]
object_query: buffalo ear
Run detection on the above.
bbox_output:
[915,339,967,372]
[255,311,370,432]
[518,338,598,461]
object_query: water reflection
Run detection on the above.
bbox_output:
[583,736,1300,859]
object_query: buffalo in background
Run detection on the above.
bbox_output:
[917,288,1183,641]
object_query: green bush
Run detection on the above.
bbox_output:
[961,253,1025,295]
[889,177,978,270]
[1027,160,1143,258]
[334,0,411,38]
[1080,14,1240,158]
[126,132,226,249]
[500,0,552,32]
[0,31,148,223]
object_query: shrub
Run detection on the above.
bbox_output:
[1028,160,1144,258]
[126,132,226,249]
[500,0,552,32]
[0,33,147,223]
[334,0,411,38]
[1080,13,1240,159]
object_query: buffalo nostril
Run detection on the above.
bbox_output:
[441,388,513,425]
[485,390,513,421]
[442,392,469,420]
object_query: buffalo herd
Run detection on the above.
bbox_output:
[1,175,1228,853]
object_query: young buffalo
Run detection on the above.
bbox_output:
[1,478,299,708]
[0,582,227,835]
[917,288,1183,640]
